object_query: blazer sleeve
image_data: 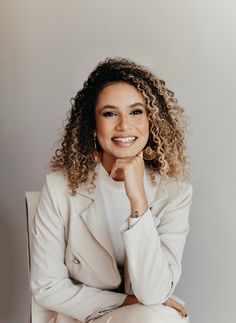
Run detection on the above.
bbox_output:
[31,174,126,323]
[122,181,193,305]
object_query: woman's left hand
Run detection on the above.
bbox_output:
[164,298,188,318]
[109,151,148,216]
[121,295,187,318]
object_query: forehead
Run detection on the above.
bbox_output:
[96,82,145,107]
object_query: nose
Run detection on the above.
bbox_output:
[115,114,131,131]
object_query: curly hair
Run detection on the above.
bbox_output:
[51,57,190,194]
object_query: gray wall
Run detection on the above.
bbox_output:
[1,1,235,322]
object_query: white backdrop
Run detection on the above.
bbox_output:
[1,1,235,322]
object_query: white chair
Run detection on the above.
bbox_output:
[25,191,56,323]
[25,192,40,262]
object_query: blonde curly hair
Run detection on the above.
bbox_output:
[51,57,190,194]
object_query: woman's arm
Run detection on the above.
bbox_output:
[31,174,126,323]
[110,152,192,305]
[122,181,192,305]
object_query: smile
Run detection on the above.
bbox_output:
[112,136,136,143]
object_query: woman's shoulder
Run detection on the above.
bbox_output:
[43,170,69,196]
[160,179,193,209]
[43,170,93,198]
[46,170,67,185]
[148,170,193,204]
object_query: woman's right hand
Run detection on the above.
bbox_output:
[109,151,148,216]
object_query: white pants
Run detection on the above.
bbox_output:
[33,300,189,323]
[89,304,190,323]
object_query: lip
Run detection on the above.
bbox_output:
[111,136,137,147]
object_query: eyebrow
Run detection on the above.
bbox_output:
[100,102,146,111]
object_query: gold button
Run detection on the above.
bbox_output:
[73,257,80,264]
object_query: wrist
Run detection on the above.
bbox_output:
[130,200,148,218]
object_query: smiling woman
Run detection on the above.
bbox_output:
[31,58,192,323]
[95,82,149,175]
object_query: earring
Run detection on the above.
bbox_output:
[93,132,97,150]
[143,138,156,161]
[92,132,100,163]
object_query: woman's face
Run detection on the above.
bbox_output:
[95,82,149,171]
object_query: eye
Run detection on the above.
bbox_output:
[102,111,117,117]
[130,109,143,115]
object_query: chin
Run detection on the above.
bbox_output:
[114,150,141,158]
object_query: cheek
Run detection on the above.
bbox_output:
[96,118,111,139]
[138,118,150,135]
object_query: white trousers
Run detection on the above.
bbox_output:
[35,301,190,323]
[44,303,190,323]
[89,304,190,323]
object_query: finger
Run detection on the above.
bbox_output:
[109,158,133,178]
[173,303,186,317]
[109,166,119,179]
[165,299,187,318]
[173,303,187,318]
[109,163,125,179]
[176,309,184,318]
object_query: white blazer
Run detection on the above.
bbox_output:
[31,166,193,323]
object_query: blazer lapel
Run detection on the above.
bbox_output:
[79,202,115,262]
[77,175,119,276]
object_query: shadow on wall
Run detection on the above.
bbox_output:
[0,209,17,322]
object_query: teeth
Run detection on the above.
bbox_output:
[113,136,136,143]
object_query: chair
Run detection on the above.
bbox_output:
[25,192,40,264]
[25,191,56,323]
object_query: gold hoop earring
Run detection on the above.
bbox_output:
[143,139,156,161]
[93,132,97,150]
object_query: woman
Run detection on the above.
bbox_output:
[31,58,192,323]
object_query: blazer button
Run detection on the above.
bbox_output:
[73,257,80,264]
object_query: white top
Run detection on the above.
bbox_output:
[97,163,140,266]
